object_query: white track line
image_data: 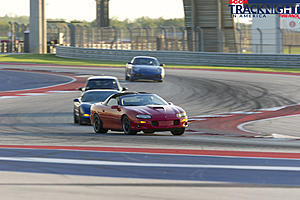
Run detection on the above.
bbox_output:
[0,157,300,171]
[0,96,21,99]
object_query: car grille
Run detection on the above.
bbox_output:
[152,121,178,126]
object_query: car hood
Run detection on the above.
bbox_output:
[126,105,185,120]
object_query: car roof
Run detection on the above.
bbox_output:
[133,56,158,60]
[87,76,118,80]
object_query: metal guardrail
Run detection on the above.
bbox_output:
[56,46,300,68]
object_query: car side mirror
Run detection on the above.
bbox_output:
[160,64,165,67]
[73,98,80,103]
[127,62,132,65]
[168,102,173,105]
[111,105,119,110]
[122,87,128,91]
[78,87,84,92]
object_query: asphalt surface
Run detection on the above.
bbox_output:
[1,64,300,199]
[0,70,73,92]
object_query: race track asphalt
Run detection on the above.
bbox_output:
[1,63,300,199]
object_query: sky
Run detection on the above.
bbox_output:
[0,0,184,21]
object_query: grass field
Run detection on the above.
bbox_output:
[0,53,300,74]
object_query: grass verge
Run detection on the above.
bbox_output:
[0,53,300,74]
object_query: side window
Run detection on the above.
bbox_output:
[107,98,118,106]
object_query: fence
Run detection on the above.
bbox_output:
[3,22,300,54]
[56,46,300,68]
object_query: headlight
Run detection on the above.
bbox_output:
[176,112,186,118]
[136,114,152,119]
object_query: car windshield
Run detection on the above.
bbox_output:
[86,79,119,90]
[82,91,117,102]
[132,58,159,66]
[120,94,168,106]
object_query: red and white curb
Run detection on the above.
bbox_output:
[187,104,300,139]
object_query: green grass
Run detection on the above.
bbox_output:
[0,54,124,67]
[0,54,299,74]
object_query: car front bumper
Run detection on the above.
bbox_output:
[131,117,188,131]
[132,73,164,80]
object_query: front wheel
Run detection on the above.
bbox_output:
[93,114,108,134]
[73,111,78,124]
[171,128,185,136]
[125,73,129,80]
[122,116,137,135]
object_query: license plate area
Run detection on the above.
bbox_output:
[159,121,173,126]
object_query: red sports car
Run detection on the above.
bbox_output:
[90,92,188,135]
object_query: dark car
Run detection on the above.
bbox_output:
[79,76,127,92]
[73,90,119,125]
[90,92,188,135]
[125,56,165,82]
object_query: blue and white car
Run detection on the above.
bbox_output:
[125,56,165,82]
[73,90,119,125]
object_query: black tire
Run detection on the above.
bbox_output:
[73,111,78,124]
[129,76,134,82]
[93,114,108,134]
[122,116,137,135]
[143,130,155,134]
[125,71,129,80]
[78,111,84,125]
[171,128,185,136]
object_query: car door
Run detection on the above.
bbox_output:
[103,97,122,130]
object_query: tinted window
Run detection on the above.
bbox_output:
[81,91,118,102]
[86,79,119,90]
[120,94,168,106]
[132,58,159,66]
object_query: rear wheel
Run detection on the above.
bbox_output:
[171,128,185,136]
[93,114,108,134]
[122,116,137,135]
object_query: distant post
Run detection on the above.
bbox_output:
[95,0,110,27]
[30,0,47,54]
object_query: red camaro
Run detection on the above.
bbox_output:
[90,92,188,135]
